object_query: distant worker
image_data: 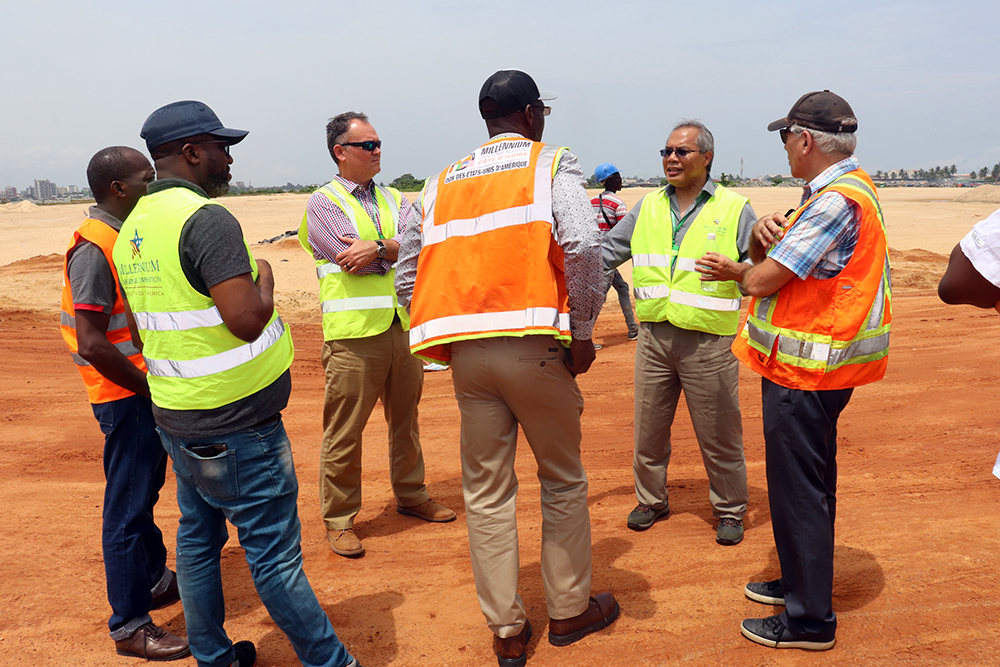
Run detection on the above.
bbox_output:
[591,162,638,340]
[939,208,1000,309]
[602,120,754,545]
[61,146,189,661]
[301,111,455,559]
[711,90,891,650]
[113,100,363,667]
[397,69,619,667]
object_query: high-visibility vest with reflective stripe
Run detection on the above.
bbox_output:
[732,168,891,390]
[112,186,294,411]
[631,185,747,335]
[60,218,146,404]
[298,180,409,341]
[408,138,569,364]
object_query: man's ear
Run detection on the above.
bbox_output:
[178,143,202,165]
[109,180,127,199]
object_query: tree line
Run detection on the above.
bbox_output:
[873,163,1000,182]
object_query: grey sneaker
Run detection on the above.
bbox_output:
[627,328,639,340]
[626,503,669,531]
[716,517,744,545]
[741,615,835,650]
[745,579,784,605]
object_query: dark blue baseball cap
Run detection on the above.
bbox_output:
[141,100,249,151]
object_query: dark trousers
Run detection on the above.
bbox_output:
[93,393,169,633]
[761,377,853,639]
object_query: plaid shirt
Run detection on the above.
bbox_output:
[305,174,413,276]
[769,156,861,280]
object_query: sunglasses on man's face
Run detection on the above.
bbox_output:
[180,140,231,156]
[340,140,382,151]
[660,147,700,158]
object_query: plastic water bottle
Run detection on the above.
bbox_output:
[702,233,719,292]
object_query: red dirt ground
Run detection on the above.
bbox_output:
[2,250,999,666]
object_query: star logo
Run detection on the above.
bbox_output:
[129,229,143,259]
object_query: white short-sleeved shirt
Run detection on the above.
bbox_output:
[960,208,1000,287]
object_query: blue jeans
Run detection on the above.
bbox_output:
[158,418,353,667]
[607,269,638,334]
[92,393,169,635]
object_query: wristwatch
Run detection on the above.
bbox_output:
[375,240,387,259]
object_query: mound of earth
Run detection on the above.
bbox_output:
[889,247,949,291]
[0,201,40,213]
[0,253,63,273]
[953,185,1000,204]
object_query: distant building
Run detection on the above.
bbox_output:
[3,186,16,198]
[33,179,57,200]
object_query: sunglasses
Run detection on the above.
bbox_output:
[532,104,552,117]
[180,140,231,156]
[340,140,382,151]
[660,147,700,158]
[779,127,805,144]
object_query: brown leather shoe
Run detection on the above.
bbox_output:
[328,529,365,558]
[548,592,620,647]
[150,569,180,610]
[396,499,457,523]
[493,621,532,667]
[115,622,191,661]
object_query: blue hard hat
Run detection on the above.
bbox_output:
[593,162,619,183]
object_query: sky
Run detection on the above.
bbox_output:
[3,0,1000,191]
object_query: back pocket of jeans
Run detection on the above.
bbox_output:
[180,444,239,501]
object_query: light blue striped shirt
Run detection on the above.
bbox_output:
[769,156,861,279]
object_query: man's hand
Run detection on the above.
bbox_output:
[749,212,790,263]
[697,253,748,284]
[564,338,596,376]
[336,236,379,274]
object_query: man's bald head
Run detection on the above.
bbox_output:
[87,146,149,203]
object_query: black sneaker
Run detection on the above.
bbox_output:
[626,503,669,531]
[745,580,784,605]
[231,641,256,667]
[741,615,835,651]
[627,328,639,340]
[715,517,744,545]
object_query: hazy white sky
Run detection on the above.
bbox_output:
[3,0,999,190]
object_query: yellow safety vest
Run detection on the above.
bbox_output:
[112,185,294,411]
[299,180,409,341]
[630,184,747,335]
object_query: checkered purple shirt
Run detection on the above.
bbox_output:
[768,156,862,280]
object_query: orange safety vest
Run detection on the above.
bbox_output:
[732,168,891,390]
[408,137,570,364]
[61,218,146,403]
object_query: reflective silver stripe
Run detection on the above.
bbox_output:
[422,141,557,246]
[423,203,555,247]
[777,335,830,363]
[145,317,286,379]
[375,185,401,222]
[632,254,672,268]
[316,262,342,279]
[134,307,224,331]
[61,311,130,331]
[865,256,891,332]
[634,285,671,300]
[669,289,741,312]
[318,185,361,235]
[828,331,890,366]
[745,319,777,351]
[755,294,774,321]
[410,307,569,346]
[675,257,699,273]
[70,339,142,367]
[321,295,394,313]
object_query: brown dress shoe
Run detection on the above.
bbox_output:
[493,621,532,667]
[548,592,620,647]
[115,622,191,661]
[150,569,180,610]
[396,499,457,523]
[328,529,365,558]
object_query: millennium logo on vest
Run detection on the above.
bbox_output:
[129,229,144,259]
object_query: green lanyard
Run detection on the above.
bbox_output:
[668,191,706,272]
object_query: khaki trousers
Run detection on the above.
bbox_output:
[633,320,748,519]
[451,335,592,638]
[320,319,428,530]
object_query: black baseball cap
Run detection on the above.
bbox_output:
[141,100,249,151]
[479,70,555,120]
[767,90,858,134]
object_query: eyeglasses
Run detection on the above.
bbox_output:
[180,140,231,156]
[660,147,700,158]
[779,127,804,144]
[533,104,552,117]
[340,140,382,151]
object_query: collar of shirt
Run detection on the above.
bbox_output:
[87,205,124,231]
[333,174,376,197]
[148,178,211,199]
[492,132,529,141]
[802,156,860,201]
[664,177,717,202]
